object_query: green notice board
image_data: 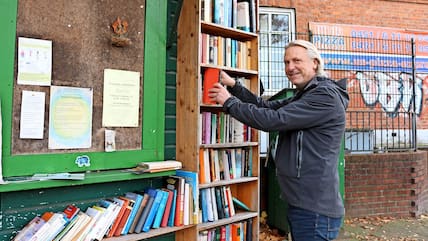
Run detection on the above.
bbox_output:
[0,0,166,181]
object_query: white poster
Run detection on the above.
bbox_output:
[17,37,52,86]
[48,86,93,149]
[20,90,46,139]
[102,69,140,127]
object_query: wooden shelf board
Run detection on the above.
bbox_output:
[197,212,258,231]
[201,21,258,41]
[0,169,176,192]
[199,176,258,189]
[104,225,193,241]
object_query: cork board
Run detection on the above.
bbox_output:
[12,0,146,154]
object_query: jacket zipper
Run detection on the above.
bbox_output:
[296,131,303,178]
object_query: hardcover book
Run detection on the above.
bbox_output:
[142,189,164,232]
[134,189,156,233]
[202,68,220,105]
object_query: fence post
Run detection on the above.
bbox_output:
[411,38,417,151]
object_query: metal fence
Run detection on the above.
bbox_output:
[259,32,418,153]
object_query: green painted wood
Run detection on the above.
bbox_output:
[0,0,166,182]
[0,177,165,239]
[0,170,176,192]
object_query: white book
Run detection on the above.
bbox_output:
[205,188,214,222]
[183,183,190,225]
[210,187,218,221]
[44,213,67,241]
[237,1,250,31]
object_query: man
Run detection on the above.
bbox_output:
[208,39,349,240]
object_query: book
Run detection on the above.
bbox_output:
[152,189,169,228]
[236,1,250,31]
[175,170,199,224]
[134,189,156,233]
[210,187,218,221]
[182,183,190,225]
[52,214,80,241]
[170,176,185,226]
[71,207,102,241]
[160,189,174,227]
[13,216,46,241]
[106,197,128,238]
[21,212,57,241]
[142,189,164,232]
[225,186,235,217]
[113,197,134,236]
[89,199,121,240]
[128,193,149,233]
[200,189,208,223]
[202,68,220,104]
[122,192,143,234]
[60,212,92,241]
[44,213,68,240]
[127,160,182,174]
[246,218,253,241]
[167,189,177,227]
[232,197,251,211]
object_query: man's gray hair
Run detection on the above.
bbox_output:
[285,40,328,77]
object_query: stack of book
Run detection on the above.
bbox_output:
[12,170,198,241]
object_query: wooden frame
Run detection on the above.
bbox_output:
[0,0,166,190]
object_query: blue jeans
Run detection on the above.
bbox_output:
[287,205,342,241]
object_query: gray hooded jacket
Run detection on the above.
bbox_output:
[223,76,349,217]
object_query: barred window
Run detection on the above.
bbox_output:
[259,7,296,97]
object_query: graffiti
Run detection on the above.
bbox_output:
[356,71,424,117]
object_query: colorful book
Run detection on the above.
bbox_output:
[106,197,128,237]
[122,192,143,234]
[134,189,156,233]
[167,189,177,227]
[128,193,149,233]
[160,189,174,227]
[152,189,169,228]
[114,197,134,236]
[202,68,220,104]
[142,189,164,232]
[175,170,199,224]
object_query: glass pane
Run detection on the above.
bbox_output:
[272,14,289,31]
[260,14,268,31]
[260,33,268,46]
[272,33,289,47]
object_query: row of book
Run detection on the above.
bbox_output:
[201,111,252,144]
[200,186,236,223]
[13,170,199,241]
[201,0,257,33]
[200,34,252,69]
[199,219,253,241]
[199,147,253,184]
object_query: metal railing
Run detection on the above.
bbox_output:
[259,32,419,153]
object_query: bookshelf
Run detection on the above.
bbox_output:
[176,0,259,240]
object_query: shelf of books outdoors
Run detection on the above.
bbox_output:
[201,21,257,42]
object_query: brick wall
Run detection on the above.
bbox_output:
[344,151,428,217]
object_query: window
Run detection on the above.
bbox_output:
[259,7,296,97]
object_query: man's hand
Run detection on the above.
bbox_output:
[208,82,231,105]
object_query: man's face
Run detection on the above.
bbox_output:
[284,45,318,89]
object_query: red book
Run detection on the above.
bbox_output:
[114,197,134,236]
[202,68,220,104]
[160,189,174,227]
[106,197,129,238]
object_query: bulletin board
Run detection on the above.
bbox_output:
[0,0,166,178]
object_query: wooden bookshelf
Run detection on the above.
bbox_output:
[176,0,260,240]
